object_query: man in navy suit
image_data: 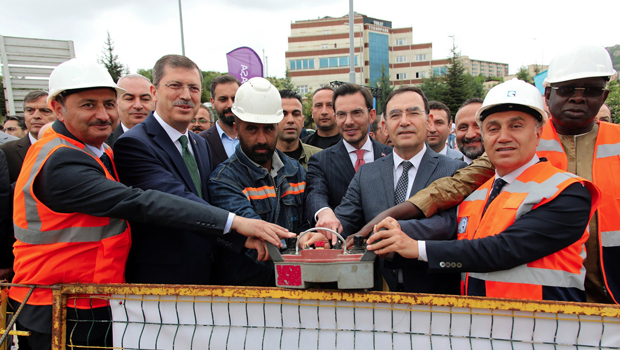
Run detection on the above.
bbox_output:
[305,86,466,293]
[114,55,292,284]
[305,84,392,239]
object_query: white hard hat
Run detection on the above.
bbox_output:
[232,77,283,124]
[546,45,617,84]
[47,58,125,106]
[476,78,547,125]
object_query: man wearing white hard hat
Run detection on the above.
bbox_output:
[208,77,307,286]
[368,79,600,302]
[360,45,620,304]
[8,59,292,348]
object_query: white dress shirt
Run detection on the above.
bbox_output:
[392,144,426,201]
[343,136,375,168]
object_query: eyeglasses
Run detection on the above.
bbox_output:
[163,82,201,94]
[191,118,209,124]
[335,108,370,121]
[25,107,54,116]
[551,86,607,98]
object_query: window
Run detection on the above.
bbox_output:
[433,67,447,76]
[415,71,427,78]
[297,85,309,95]
[395,38,406,45]
[339,57,349,67]
[290,59,314,70]
[396,73,408,80]
[329,57,339,67]
[319,58,329,68]
[415,54,427,61]
[395,56,407,63]
[321,44,329,49]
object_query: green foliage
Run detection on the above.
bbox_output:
[302,90,315,128]
[607,79,620,124]
[443,45,472,115]
[419,73,448,102]
[516,66,533,84]
[201,71,224,103]
[136,68,153,82]
[465,74,486,100]
[98,32,128,83]
[375,64,393,115]
[606,45,620,75]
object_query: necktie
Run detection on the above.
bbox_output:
[100,153,116,180]
[354,149,366,172]
[394,161,413,204]
[179,135,202,197]
[482,178,507,216]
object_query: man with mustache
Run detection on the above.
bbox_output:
[106,74,154,148]
[426,101,463,160]
[198,74,241,170]
[189,105,213,133]
[454,98,484,164]
[114,56,290,285]
[209,77,307,286]
[1,91,57,183]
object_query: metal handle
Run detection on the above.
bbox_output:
[296,227,347,255]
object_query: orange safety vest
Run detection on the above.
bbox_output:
[10,130,131,308]
[457,161,600,301]
[537,121,620,304]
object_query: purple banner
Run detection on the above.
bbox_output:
[226,47,263,83]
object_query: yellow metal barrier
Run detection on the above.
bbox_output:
[3,283,620,349]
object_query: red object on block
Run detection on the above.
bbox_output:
[276,265,302,286]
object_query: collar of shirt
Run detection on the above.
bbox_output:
[28,133,37,145]
[463,155,474,165]
[153,111,193,156]
[437,144,448,156]
[343,136,374,168]
[120,122,130,133]
[392,144,426,192]
[216,121,239,158]
[495,154,540,185]
[84,143,106,158]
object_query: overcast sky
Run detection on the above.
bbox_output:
[1,0,618,78]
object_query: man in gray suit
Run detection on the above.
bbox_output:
[305,86,466,294]
[427,101,463,160]
[0,131,17,145]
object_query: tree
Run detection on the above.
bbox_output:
[282,69,296,90]
[302,90,314,128]
[606,79,620,124]
[516,66,533,84]
[443,43,471,114]
[374,64,393,115]
[136,68,153,82]
[464,74,486,99]
[99,31,128,83]
[418,73,447,102]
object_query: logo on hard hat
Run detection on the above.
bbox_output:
[507,91,516,97]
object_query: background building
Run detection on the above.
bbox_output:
[286,13,509,92]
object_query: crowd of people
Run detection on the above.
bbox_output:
[0,44,618,348]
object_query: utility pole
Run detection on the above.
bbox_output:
[178,0,186,56]
[348,0,355,83]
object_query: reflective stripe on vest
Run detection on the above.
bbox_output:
[14,136,127,244]
[538,121,620,303]
[281,182,306,197]
[458,161,597,299]
[243,186,276,200]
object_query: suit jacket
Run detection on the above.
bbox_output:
[305,138,392,224]
[114,112,229,285]
[105,124,124,149]
[0,131,18,145]
[0,150,14,269]
[198,124,228,171]
[446,147,464,161]
[335,148,467,294]
[0,135,31,183]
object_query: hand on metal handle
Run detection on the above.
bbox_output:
[296,227,347,255]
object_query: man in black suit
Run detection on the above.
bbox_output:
[198,74,241,170]
[9,58,292,349]
[0,91,57,183]
[305,83,392,239]
[0,150,13,281]
[114,55,286,284]
[304,86,466,293]
[105,74,154,148]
